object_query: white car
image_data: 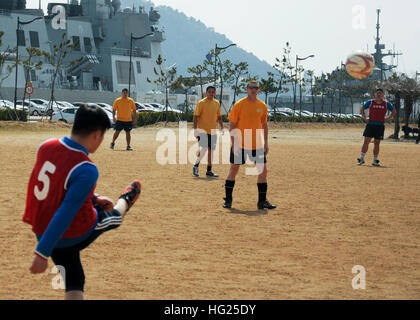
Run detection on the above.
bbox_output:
[52,107,78,124]
[16,100,46,116]
[135,102,154,112]
[96,102,114,113]
[72,102,115,125]
[149,103,183,113]
[57,101,77,109]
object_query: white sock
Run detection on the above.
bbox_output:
[360,153,365,160]
[374,156,378,162]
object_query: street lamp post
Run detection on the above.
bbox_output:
[128,32,154,97]
[14,16,43,117]
[293,54,315,113]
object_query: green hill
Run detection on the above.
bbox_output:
[121,0,275,78]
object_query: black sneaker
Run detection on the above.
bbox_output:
[223,198,232,209]
[119,180,141,211]
[110,142,115,150]
[206,171,219,178]
[357,158,365,166]
[372,159,381,167]
[127,146,133,151]
[258,201,277,210]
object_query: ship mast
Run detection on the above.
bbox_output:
[373,9,402,81]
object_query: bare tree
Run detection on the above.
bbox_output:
[42,32,82,119]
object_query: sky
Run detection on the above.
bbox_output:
[27,0,420,77]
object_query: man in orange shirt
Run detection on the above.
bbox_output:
[110,88,137,151]
[193,86,224,177]
[224,81,276,210]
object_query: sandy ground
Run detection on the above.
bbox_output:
[0,121,419,300]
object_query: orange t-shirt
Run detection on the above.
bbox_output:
[194,98,221,135]
[228,97,267,150]
[113,97,136,122]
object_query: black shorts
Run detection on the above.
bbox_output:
[230,148,267,165]
[198,133,218,151]
[363,123,385,140]
[50,207,123,292]
[114,121,133,132]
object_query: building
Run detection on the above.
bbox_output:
[0,0,166,104]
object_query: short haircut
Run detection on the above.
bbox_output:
[206,86,216,92]
[247,81,259,88]
[376,88,384,93]
[72,104,111,137]
[122,88,128,93]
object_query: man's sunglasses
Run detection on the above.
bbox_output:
[247,86,259,90]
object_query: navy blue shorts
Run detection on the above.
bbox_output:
[198,133,218,151]
[230,148,267,165]
[363,124,385,140]
[50,207,123,292]
[114,121,133,132]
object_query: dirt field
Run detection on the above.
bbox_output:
[0,121,419,300]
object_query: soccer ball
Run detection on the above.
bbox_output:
[345,51,375,79]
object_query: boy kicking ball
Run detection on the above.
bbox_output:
[23,104,141,300]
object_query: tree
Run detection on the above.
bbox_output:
[147,54,179,124]
[306,70,315,116]
[226,61,248,111]
[260,72,276,105]
[42,32,82,119]
[0,31,16,89]
[382,73,420,139]
[172,75,198,113]
[21,47,43,112]
[187,64,206,98]
[272,45,291,120]
[0,31,19,119]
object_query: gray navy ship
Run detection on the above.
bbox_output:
[0,0,166,103]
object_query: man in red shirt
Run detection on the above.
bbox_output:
[358,88,396,166]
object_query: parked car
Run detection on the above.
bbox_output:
[72,102,115,124]
[16,100,46,116]
[51,107,78,124]
[135,102,154,112]
[96,102,114,113]
[0,99,13,109]
[57,101,77,109]
[149,103,183,113]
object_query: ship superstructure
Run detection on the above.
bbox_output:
[0,0,165,97]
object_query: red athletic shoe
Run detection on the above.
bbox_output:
[119,180,141,211]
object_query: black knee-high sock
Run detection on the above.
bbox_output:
[257,183,268,203]
[207,165,212,172]
[225,180,235,201]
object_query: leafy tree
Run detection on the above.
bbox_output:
[21,47,43,108]
[382,73,420,139]
[42,32,82,118]
[226,61,248,111]
[306,70,315,116]
[147,54,178,124]
[260,72,276,105]
[172,75,198,113]
[272,45,291,119]
[187,64,206,98]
